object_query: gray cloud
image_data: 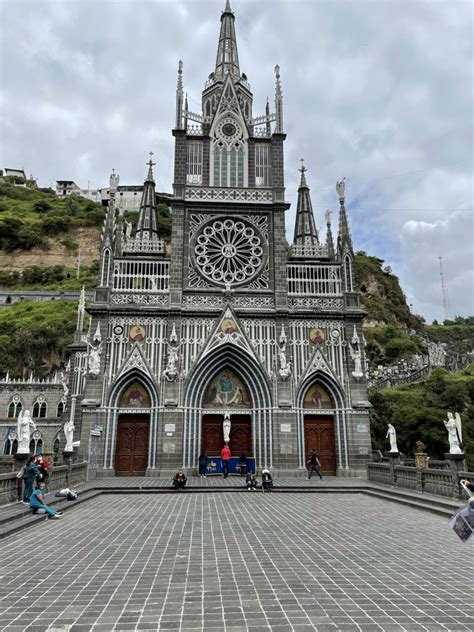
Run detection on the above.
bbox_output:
[1,0,472,322]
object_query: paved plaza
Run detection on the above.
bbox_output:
[0,493,472,632]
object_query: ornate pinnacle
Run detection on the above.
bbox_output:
[325,209,332,225]
[224,0,232,12]
[298,159,308,187]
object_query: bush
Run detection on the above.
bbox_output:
[42,214,71,235]
[61,235,78,253]
[33,200,52,213]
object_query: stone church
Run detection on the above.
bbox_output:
[5,2,372,476]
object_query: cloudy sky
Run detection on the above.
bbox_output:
[1,0,472,322]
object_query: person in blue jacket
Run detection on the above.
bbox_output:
[29,482,62,519]
[22,456,40,503]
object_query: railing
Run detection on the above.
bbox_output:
[185,187,273,204]
[287,263,342,296]
[290,244,329,259]
[112,259,170,292]
[122,238,165,255]
[368,365,430,391]
[186,125,203,136]
[0,461,88,506]
[367,460,474,499]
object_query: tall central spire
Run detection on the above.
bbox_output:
[292,160,319,248]
[215,0,240,80]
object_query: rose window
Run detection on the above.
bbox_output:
[193,218,264,286]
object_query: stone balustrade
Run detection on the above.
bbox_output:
[367,459,474,500]
[0,461,88,506]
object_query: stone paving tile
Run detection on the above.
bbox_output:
[0,493,472,632]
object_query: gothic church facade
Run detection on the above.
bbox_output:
[68,2,371,477]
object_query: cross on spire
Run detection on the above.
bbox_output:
[298,159,308,187]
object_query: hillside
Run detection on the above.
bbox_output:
[369,364,474,469]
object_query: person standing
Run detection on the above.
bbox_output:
[238,453,247,477]
[198,452,207,478]
[22,456,40,504]
[221,443,231,478]
[307,449,323,481]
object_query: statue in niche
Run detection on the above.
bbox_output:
[223,413,231,444]
[124,220,133,241]
[163,344,179,382]
[64,419,75,452]
[386,423,398,453]
[17,410,36,454]
[278,346,291,380]
[87,340,102,379]
[444,412,462,454]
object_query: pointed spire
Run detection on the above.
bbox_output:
[336,178,353,257]
[265,98,271,135]
[274,64,284,133]
[136,153,160,241]
[325,209,335,259]
[215,0,240,80]
[76,286,85,333]
[175,60,184,129]
[292,160,319,251]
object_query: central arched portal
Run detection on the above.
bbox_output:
[114,382,150,476]
[201,369,253,469]
[303,383,337,475]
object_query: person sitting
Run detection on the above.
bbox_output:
[261,468,273,493]
[172,471,187,490]
[245,472,258,491]
[239,453,248,477]
[29,482,62,520]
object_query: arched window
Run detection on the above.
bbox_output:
[7,399,22,419]
[53,434,62,465]
[344,255,353,292]
[101,248,111,286]
[3,438,11,455]
[30,432,43,455]
[32,401,47,419]
[57,401,65,417]
[212,143,245,188]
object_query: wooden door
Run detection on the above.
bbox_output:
[229,415,252,456]
[304,415,336,475]
[201,414,252,456]
[201,415,224,455]
[115,414,149,476]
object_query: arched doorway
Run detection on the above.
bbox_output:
[114,382,150,476]
[201,369,253,468]
[303,383,337,475]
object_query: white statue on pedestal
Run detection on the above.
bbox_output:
[64,419,75,452]
[444,412,462,454]
[124,220,133,241]
[87,341,102,378]
[336,177,345,202]
[223,413,231,444]
[386,423,398,453]
[17,410,36,454]
[163,345,179,382]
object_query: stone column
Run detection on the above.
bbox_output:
[388,452,400,486]
[13,452,29,502]
[445,453,467,499]
[63,450,74,488]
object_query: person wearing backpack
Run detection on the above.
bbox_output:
[306,449,323,481]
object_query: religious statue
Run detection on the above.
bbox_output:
[278,346,292,380]
[124,220,133,240]
[163,344,179,382]
[87,340,102,378]
[17,410,36,454]
[386,423,398,453]
[223,413,231,443]
[64,419,75,452]
[443,411,462,454]
[336,178,345,202]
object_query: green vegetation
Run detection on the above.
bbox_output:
[0,181,105,251]
[0,300,87,379]
[122,203,172,238]
[354,251,424,329]
[423,317,474,355]
[364,325,427,367]
[370,365,474,469]
[0,263,99,291]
